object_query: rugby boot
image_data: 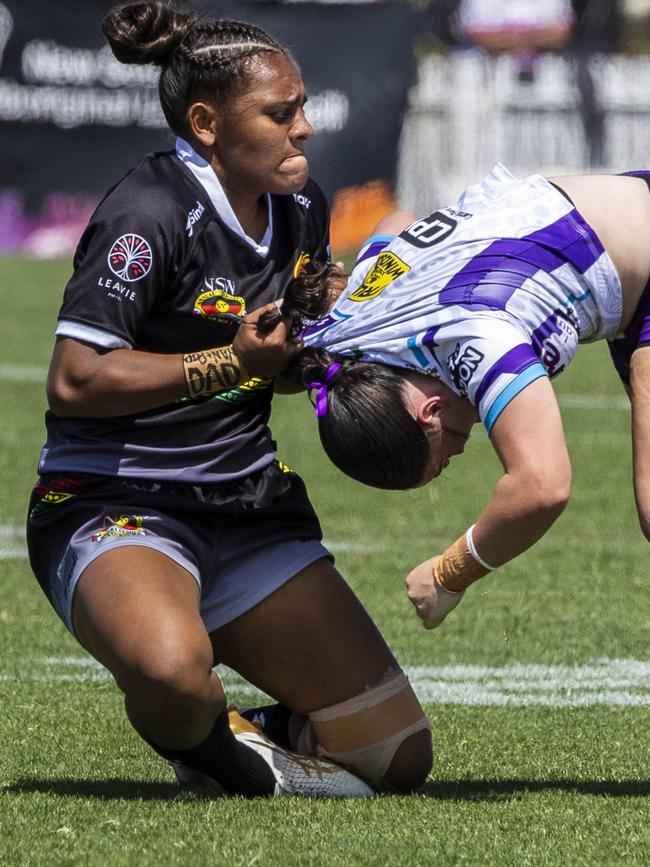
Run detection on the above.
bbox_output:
[228,710,376,798]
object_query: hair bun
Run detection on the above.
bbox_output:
[102,1,195,66]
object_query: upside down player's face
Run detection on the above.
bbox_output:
[212,53,313,198]
[417,392,478,486]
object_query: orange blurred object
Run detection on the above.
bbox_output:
[330,180,396,256]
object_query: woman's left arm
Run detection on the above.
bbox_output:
[629,345,650,540]
[406,376,572,628]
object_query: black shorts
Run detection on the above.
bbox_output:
[26,461,329,637]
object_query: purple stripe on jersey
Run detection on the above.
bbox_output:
[356,239,391,267]
[302,310,350,339]
[474,343,540,408]
[439,211,603,309]
[421,325,442,348]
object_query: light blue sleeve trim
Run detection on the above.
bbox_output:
[364,233,397,245]
[484,363,548,433]
[355,233,398,262]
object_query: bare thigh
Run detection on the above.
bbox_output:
[72,547,222,748]
[72,546,205,679]
[210,557,398,713]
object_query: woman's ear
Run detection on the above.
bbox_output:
[186,101,219,147]
[414,393,443,429]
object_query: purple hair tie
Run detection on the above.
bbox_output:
[308,362,343,419]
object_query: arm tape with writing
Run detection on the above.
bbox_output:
[183,345,248,398]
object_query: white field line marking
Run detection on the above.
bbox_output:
[1,657,648,707]
[0,525,25,559]
[2,525,650,559]
[0,363,48,382]
[558,393,629,411]
[0,362,632,412]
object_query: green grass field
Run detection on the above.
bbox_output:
[0,257,648,866]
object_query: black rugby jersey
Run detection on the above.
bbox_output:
[39,148,329,482]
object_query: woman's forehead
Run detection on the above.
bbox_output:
[240,53,304,103]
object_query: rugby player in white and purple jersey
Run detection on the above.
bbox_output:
[284,164,650,629]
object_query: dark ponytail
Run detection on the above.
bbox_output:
[257,262,342,338]
[102,1,287,136]
[292,348,431,490]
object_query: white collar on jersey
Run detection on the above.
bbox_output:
[175,137,273,257]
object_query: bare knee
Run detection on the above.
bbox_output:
[114,634,214,704]
[307,669,432,793]
[118,634,223,746]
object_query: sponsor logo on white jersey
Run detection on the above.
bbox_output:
[447,343,485,395]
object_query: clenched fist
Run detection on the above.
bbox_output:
[405,556,465,629]
[233,301,303,378]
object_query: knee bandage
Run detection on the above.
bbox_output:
[302,670,430,786]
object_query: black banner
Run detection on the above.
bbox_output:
[0,1,417,254]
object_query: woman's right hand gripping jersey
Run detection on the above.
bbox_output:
[304,164,623,433]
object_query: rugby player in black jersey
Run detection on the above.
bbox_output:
[26,2,432,797]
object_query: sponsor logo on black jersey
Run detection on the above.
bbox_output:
[186,201,206,237]
[447,343,485,395]
[194,285,246,323]
[349,251,410,302]
[107,234,153,282]
[97,275,137,302]
[293,193,312,209]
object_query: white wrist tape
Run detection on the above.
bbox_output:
[466,524,497,572]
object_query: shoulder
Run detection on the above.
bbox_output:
[93,151,199,233]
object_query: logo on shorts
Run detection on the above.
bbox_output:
[349,251,410,302]
[447,343,485,395]
[107,234,153,283]
[56,549,78,598]
[193,285,246,323]
[91,515,147,543]
[30,478,83,518]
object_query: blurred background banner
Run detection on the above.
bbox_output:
[0,0,417,256]
[2,0,650,257]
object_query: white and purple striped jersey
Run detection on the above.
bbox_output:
[304,164,623,432]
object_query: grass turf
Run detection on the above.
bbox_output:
[0,256,648,866]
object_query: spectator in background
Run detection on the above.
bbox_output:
[570,0,624,167]
[456,0,575,80]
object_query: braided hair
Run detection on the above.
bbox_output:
[102,2,288,136]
